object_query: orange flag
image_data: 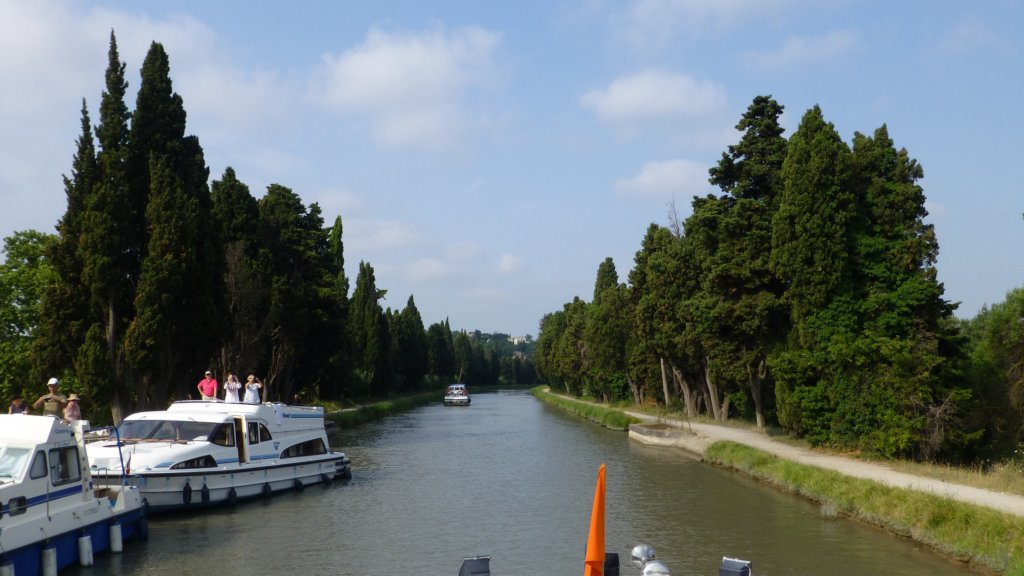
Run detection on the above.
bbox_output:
[583,463,606,576]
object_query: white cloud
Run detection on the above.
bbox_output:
[742,30,858,71]
[581,69,727,124]
[615,158,713,200]
[941,17,1008,55]
[447,241,482,261]
[314,25,502,151]
[409,257,449,281]
[611,0,795,53]
[496,254,526,274]
[345,219,419,252]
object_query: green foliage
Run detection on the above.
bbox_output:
[0,231,56,401]
[531,387,640,430]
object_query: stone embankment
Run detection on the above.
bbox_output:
[627,411,1024,518]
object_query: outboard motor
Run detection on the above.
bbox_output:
[457,555,490,576]
[719,557,752,576]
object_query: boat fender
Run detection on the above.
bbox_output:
[0,556,14,576]
[321,472,332,485]
[262,482,272,498]
[341,467,352,480]
[110,521,124,553]
[227,487,238,505]
[183,481,192,505]
[42,542,57,576]
[138,515,150,541]
[78,532,94,566]
[200,483,210,504]
[293,478,304,491]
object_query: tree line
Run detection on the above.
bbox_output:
[0,33,537,424]
[535,96,1023,463]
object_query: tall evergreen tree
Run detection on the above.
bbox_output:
[211,168,266,376]
[704,95,789,427]
[121,42,223,408]
[73,32,135,422]
[33,100,97,384]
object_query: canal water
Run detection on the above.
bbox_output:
[76,389,974,575]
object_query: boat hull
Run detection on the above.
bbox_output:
[2,506,147,575]
[94,453,351,512]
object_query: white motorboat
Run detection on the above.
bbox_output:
[443,384,471,406]
[86,400,351,512]
[0,415,147,574]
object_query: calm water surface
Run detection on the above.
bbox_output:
[76,389,974,575]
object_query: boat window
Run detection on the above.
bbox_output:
[260,424,272,442]
[0,447,30,479]
[210,423,235,447]
[248,422,259,445]
[29,451,47,479]
[170,455,217,470]
[7,496,26,516]
[118,419,219,442]
[281,438,327,458]
[48,446,81,486]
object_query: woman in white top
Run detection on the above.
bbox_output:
[224,373,242,403]
[243,374,263,404]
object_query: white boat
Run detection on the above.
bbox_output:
[86,400,351,512]
[443,384,471,406]
[0,415,147,574]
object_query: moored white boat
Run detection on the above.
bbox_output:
[443,383,471,406]
[0,415,147,575]
[86,400,351,512]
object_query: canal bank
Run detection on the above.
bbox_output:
[535,388,1024,576]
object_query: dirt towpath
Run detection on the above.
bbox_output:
[623,409,1024,518]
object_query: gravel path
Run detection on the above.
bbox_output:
[624,409,1024,518]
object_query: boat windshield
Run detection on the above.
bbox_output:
[117,420,224,443]
[0,447,30,479]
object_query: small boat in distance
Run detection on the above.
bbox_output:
[86,400,351,512]
[443,383,471,406]
[0,415,147,574]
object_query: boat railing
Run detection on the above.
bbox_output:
[83,425,132,486]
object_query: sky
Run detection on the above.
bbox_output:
[1,0,1022,339]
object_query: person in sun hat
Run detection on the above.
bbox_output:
[33,377,67,417]
[63,393,82,422]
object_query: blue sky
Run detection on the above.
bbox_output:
[1,0,1021,338]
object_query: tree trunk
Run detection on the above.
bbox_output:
[626,373,641,405]
[659,357,671,407]
[748,357,768,429]
[703,356,723,421]
[670,364,696,418]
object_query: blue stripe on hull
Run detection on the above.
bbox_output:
[0,509,146,574]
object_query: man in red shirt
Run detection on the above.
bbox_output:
[197,370,218,401]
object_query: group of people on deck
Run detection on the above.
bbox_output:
[7,377,83,423]
[197,370,263,404]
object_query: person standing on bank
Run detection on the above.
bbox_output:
[197,370,218,401]
[224,373,241,403]
[63,394,82,422]
[33,378,67,417]
[243,374,262,404]
[9,394,29,414]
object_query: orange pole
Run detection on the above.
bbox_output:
[583,463,606,576]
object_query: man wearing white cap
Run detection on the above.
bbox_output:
[33,377,67,417]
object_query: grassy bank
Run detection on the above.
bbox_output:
[531,387,640,430]
[705,441,1024,575]
[323,390,440,429]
